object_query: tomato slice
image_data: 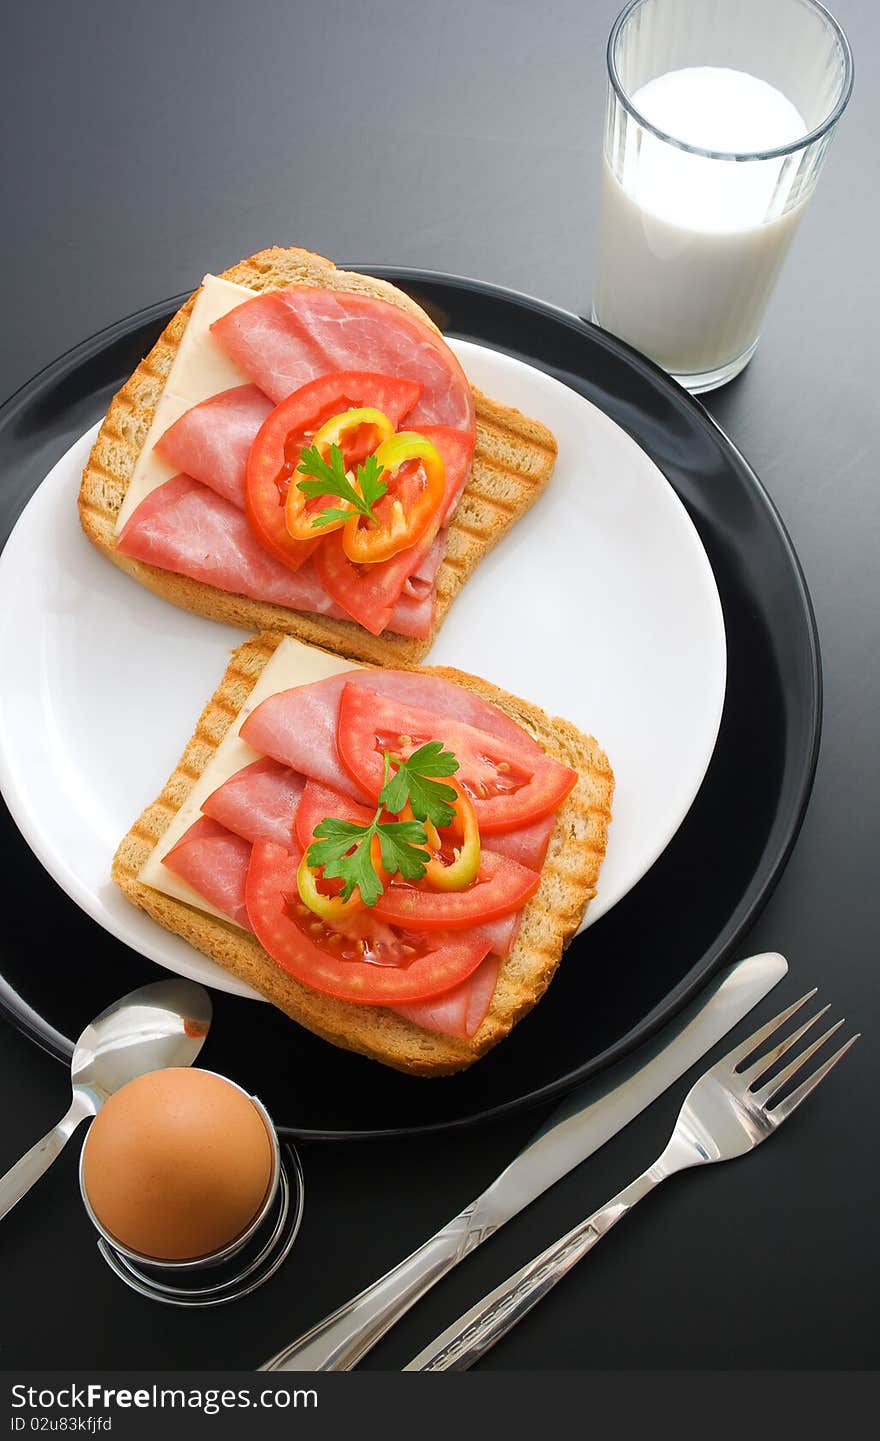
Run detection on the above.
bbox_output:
[374,849,539,930]
[293,780,374,852]
[245,842,491,1004]
[245,372,423,573]
[312,426,474,634]
[337,684,578,833]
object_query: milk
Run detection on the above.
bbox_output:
[594,67,809,381]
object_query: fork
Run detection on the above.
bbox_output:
[404,990,859,1371]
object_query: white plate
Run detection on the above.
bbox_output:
[0,339,725,999]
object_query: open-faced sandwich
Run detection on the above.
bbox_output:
[114,636,614,1074]
[79,247,558,664]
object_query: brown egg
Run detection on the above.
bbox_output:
[82,1068,274,1261]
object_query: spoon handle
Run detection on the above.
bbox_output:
[0,1092,92,1222]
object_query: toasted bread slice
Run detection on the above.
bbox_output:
[112,635,614,1076]
[78,247,558,665]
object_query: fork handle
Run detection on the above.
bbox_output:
[404,1166,664,1371]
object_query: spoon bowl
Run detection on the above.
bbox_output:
[0,977,212,1222]
[71,978,213,1112]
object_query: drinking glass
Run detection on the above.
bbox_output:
[592,0,853,392]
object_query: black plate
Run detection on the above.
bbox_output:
[0,270,820,1140]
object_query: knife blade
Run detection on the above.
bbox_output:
[260,951,787,1370]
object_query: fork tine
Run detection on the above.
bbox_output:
[767,1035,860,1124]
[718,989,817,1072]
[752,1018,845,1103]
[738,1004,831,1085]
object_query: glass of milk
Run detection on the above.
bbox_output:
[592,0,853,392]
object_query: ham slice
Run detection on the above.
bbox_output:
[486,813,556,871]
[392,955,500,1039]
[201,758,304,849]
[402,530,445,599]
[116,475,435,638]
[471,911,522,959]
[163,817,253,931]
[211,288,475,433]
[389,590,436,636]
[383,585,436,639]
[154,385,273,508]
[385,531,447,638]
[240,672,369,798]
[118,475,353,615]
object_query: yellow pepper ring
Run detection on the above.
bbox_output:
[341,431,446,565]
[398,799,442,853]
[422,780,482,892]
[296,851,367,925]
[312,407,396,455]
[284,407,395,542]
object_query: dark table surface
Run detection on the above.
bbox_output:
[1,0,877,1373]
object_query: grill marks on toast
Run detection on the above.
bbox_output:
[112,634,614,1076]
[77,246,558,663]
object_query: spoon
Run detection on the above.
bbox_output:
[0,978,212,1222]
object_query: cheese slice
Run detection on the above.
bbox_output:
[139,638,363,926]
[115,274,258,532]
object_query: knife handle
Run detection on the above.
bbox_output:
[406,1168,663,1371]
[259,1198,499,1371]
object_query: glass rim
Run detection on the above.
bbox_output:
[606,0,854,162]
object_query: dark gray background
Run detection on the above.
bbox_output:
[1,0,877,1372]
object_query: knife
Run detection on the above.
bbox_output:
[259,951,787,1371]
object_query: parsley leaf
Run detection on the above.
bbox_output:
[304,746,461,906]
[307,817,387,907]
[354,453,387,513]
[295,443,356,503]
[305,818,367,871]
[375,820,432,881]
[380,741,459,829]
[307,506,357,529]
[306,815,431,906]
[296,444,386,529]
